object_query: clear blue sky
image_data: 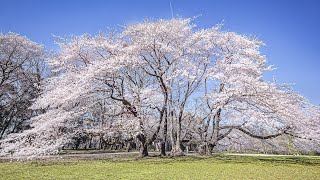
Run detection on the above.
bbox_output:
[1,0,319,104]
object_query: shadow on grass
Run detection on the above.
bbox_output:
[2,153,320,167]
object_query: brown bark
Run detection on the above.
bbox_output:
[160,113,168,156]
[137,133,149,157]
[140,143,149,157]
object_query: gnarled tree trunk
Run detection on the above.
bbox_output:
[137,133,148,157]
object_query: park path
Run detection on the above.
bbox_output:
[223,153,320,158]
[1,151,318,162]
[0,151,151,162]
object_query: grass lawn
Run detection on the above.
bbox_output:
[0,155,319,179]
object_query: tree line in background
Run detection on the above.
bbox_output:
[0,18,319,157]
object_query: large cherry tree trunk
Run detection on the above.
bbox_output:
[137,134,149,157]
[160,115,168,157]
[171,113,184,156]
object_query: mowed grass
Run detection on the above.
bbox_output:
[0,155,320,179]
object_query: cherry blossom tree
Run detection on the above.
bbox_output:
[0,32,163,157]
[197,31,320,154]
[0,33,46,140]
[121,18,217,156]
[1,18,319,158]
